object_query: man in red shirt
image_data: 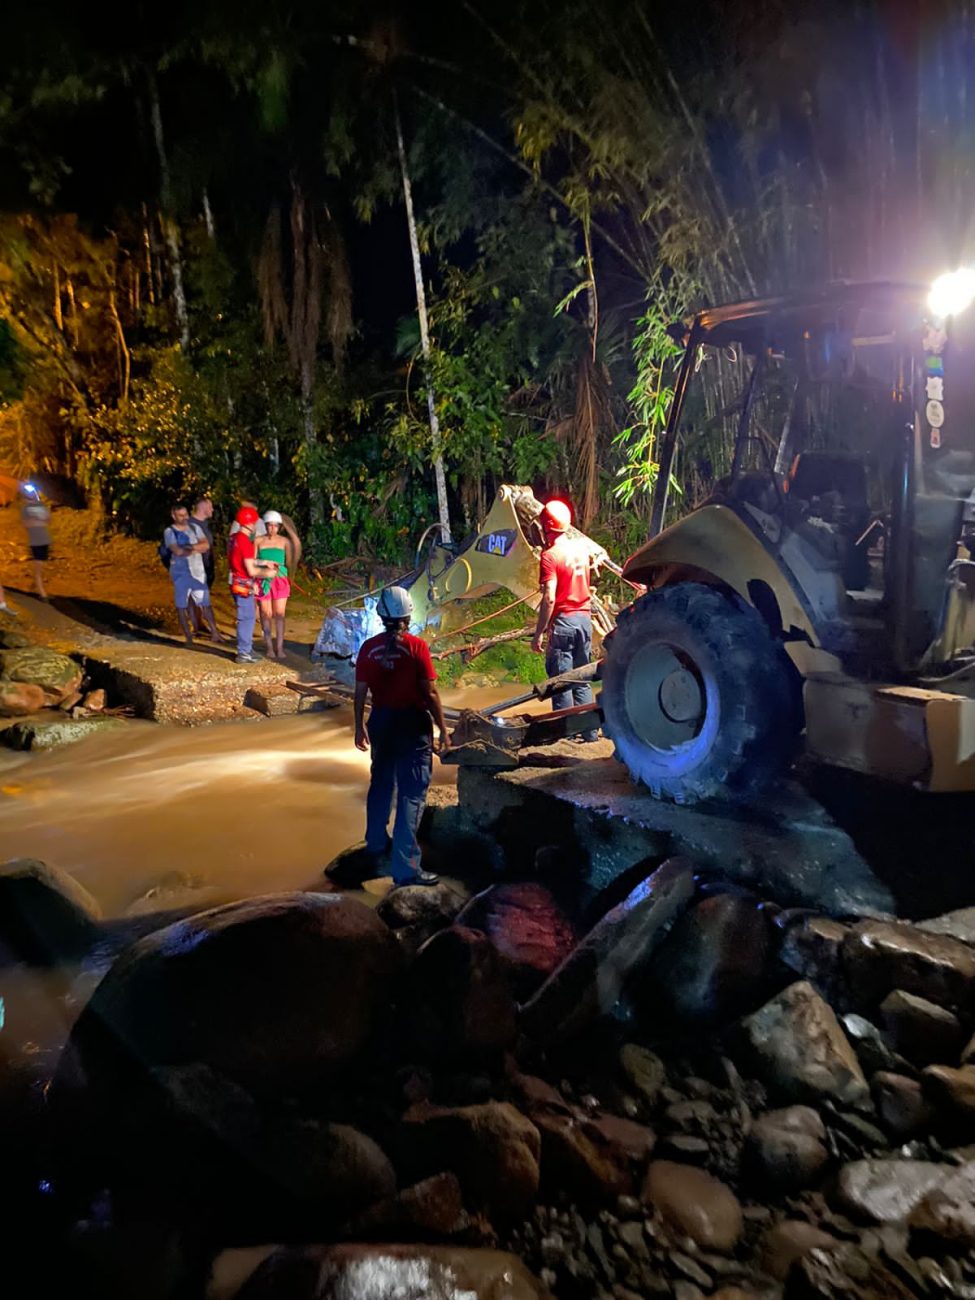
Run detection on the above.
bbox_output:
[228,506,278,664]
[354,585,451,886]
[531,498,606,741]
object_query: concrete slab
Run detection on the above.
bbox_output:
[455,755,894,918]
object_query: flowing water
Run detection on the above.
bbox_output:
[0,684,537,918]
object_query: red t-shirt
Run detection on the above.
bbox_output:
[229,532,255,580]
[539,535,592,616]
[355,632,436,709]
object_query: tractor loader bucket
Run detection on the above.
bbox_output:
[442,663,601,767]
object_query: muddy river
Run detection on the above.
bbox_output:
[0,685,536,917]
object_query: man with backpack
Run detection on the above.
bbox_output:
[163,503,220,646]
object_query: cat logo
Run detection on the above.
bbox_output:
[475,529,516,558]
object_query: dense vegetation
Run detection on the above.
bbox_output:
[1,0,974,562]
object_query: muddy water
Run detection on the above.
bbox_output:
[0,684,537,918]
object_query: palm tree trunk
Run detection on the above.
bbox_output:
[394,97,451,543]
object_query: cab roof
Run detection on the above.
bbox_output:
[678,280,928,349]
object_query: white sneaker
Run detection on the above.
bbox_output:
[0,604,17,617]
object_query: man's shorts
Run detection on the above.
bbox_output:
[172,573,211,610]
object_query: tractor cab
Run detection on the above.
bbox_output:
[602,281,975,802]
[633,282,975,680]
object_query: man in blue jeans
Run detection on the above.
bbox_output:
[531,499,607,742]
[354,587,451,886]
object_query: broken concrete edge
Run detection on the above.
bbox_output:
[446,761,894,921]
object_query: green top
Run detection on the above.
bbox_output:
[258,542,288,595]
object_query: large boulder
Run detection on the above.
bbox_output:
[0,680,46,716]
[400,926,517,1064]
[212,1244,550,1300]
[519,858,695,1046]
[837,1158,975,1224]
[86,1063,395,1236]
[454,882,578,1001]
[641,1160,743,1251]
[842,920,975,1012]
[1,646,83,704]
[0,857,101,963]
[398,1101,540,1223]
[636,892,772,1024]
[60,892,402,1099]
[740,981,868,1107]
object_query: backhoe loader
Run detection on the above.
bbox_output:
[601,279,975,801]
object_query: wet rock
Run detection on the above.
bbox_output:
[455,882,578,1000]
[399,1100,540,1222]
[741,981,868,1107]
[0,856,101,963]
[960,1031,975,1066]
[658,1134,711,1164]
[322,842,383,887]
[2,716,127,750]
[533,1111,632,1204]
[871,1073,931,1139]
[0,680,46,716]
[1,645,83,704]
[401,927,517,1063]
[842,920,975,1012]
[518,858,695,1047]
[918,907,975,946]
[745,1107,829,1193]
[665,1099,718,1132]
[788,1240,917,1298]
[909,1182,975,1250]
[221,1243,550,1299]
[840,1014,915,1079]
[778,915,849,1003]
[261,1118,396,1228]
[61,892,402,1098]
[339,1172,467,1241]
[637,893,772,1024]
[508,1071,572,1116]
[922,1064,975,1133]
[759,1220,840,1281]
[641,1160,743,1251]
[836,1158,975,1223]
[377,881,468,935]
[879,989,964,1067]
[583,1113,656,1164]
[619,1044,666,1108]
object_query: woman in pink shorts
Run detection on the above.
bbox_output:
[255,511,301,659]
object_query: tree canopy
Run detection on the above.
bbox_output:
[1,0,973,557]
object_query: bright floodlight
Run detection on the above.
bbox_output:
[929,268,975,318]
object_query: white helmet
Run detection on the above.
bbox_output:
[262,510,283,525]
[377,586,414,621]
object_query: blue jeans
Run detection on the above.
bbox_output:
[235,594,257,656]
[545,612,597,739]
[365,707,433,882]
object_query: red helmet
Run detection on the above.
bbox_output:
[235,505,260,527]
[542,499,572,533]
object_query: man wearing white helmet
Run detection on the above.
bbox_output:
[353,585,451,886]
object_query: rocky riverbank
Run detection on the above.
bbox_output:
[7,852,975,1298]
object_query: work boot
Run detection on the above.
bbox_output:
[395,870,440,888]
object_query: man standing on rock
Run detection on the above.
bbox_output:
[165,504,221,647]
[189,497,223,640]
[227,505,278,664]
[353,586,451,887]
[531,498,606,743]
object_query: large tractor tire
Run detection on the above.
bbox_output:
[600,582,802,804]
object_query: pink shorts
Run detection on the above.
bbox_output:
[262,576,291,602]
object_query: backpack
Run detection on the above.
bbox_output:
[158,539,172,570]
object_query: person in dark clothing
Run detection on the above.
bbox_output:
[189,497,223,639]
[531,498,607,742]
[353,586,451,886]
